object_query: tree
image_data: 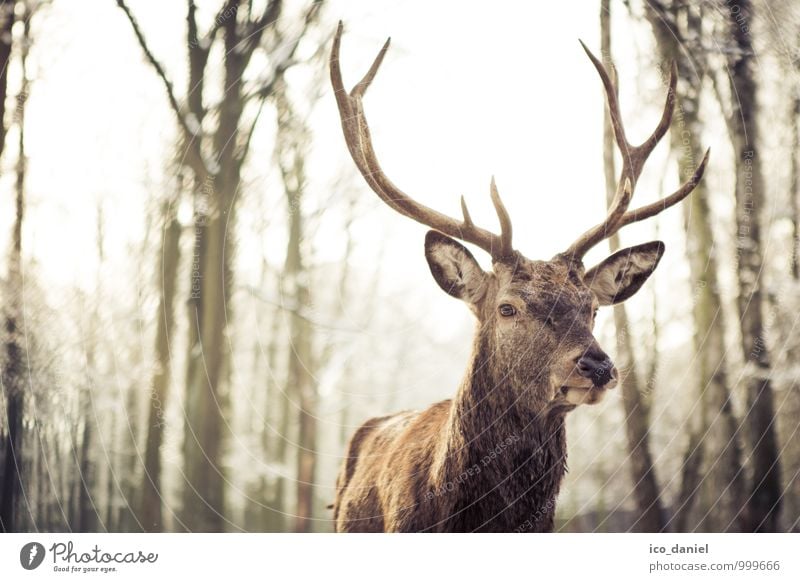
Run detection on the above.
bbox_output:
[117,0,323,531]
[0,0,12,161]
[719,0,782,532]
[0,0,37,533]
[643,0,748,532]
[598,0,666,532]
[275,85,317,532]
[138,187,182,532]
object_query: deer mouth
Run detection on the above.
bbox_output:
[559,359,619,402]
[559,381,615,406]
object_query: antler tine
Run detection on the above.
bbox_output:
[331,22,393,207]
[351,39,390,99]
[565,42,700,261]
[490,177,513,258]
[638,60,677,166]
[330,23,515,260]
[460,195,474,226]
[616,148,710,230]
[579,40,628,154]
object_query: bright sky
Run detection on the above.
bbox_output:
[3,0,702,346]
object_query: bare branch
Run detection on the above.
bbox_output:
[238,91,270,163]
[242,0,322,101]
[204,0,240,44]
[237,0,323,162]
[116,0,209,177]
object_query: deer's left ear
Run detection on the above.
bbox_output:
[584,241,665,305]
[424,230,488,304]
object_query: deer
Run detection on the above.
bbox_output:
[330,22,708,532]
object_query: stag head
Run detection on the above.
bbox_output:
[331,24,708,409]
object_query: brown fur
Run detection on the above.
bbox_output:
[333,251,634,532]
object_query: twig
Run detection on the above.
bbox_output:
[116,0,209,177]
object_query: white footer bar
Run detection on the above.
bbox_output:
[1,533,796,581]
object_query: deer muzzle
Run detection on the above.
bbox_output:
[576,350,616,388]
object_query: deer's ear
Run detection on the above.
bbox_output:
[584,241,665,305]
[424,230,488,303]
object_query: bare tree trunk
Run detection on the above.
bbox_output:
[67,418,79,527]
[139,198,181,532]
[244,257,276,531]
[180,6,252,532]
[262,290,287,532]
[76,413,98,531]
[0,392,22,532]
[673,430,704,531]
[336,204,356,448]
[104,411,118,531]
[182,171,214,530]
[778,94,800,532]
[52,432,69,530]
[791,96,800,280]
[721,0,782,532]
[0,3,25,532]
[115,382,141,531]
[599,0,666,533]
[182,188,230,532]
[275,90,317,533]
[182,27,249,527]
[645,0,747,532]
[0,0,13,160]
[74,205,108,533]
[179,1,221,532]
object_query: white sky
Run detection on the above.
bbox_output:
[2,0,712,346]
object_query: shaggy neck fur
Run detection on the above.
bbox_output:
[431,333,572,532]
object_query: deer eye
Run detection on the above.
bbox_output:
[498,304,516,317]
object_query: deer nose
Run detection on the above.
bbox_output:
[576,350,615,387]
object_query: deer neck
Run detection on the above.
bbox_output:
[432,333,570,531]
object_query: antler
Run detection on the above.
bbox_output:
[330,22,514,260]
[564,41,709,261]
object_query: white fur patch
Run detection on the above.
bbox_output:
[564,386,608,406]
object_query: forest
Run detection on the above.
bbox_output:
[0,0,799,533]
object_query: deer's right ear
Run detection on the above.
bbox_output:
[424,230,488,303]
[584,240,665,305]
